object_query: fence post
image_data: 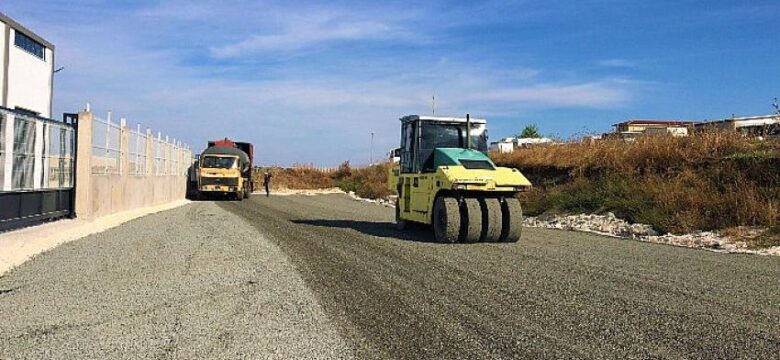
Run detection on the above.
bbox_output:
[146,128,153,175]
[1,114,14,191]
[165,135,170,176]
[120,118,129,176]
[75,110,93,219]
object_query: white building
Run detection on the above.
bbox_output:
[0,12,55,118]
[490,137,554,153]
[695,114,779,137]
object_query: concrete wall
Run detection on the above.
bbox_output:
[75,111,192,220]
[0,14,54,118]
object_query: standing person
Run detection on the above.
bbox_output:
[263,171,272,197]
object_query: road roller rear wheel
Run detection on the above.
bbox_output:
[433,196,460,243]
[461,198,483,243]
[479,198,504,242]
[500,197,523,242]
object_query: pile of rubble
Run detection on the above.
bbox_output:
[524,213,779,256]
[346,191,395,207]
[354,196,778,256]
[523,212,659,238]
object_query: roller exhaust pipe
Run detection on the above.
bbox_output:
[466,113,471,150]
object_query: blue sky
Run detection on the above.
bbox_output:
[4,1,779,165]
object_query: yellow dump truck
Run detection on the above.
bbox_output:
[197,139,254,200]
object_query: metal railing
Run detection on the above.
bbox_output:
[128,125,147,176]
[44,121,75,188]
[0,107,75,191]
[91,114,121,175]
[0,106,77,231]
[90,111,192,177]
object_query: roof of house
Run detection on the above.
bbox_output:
[0,12,55,50]
[717,114,778,122]
[613,119,698,127]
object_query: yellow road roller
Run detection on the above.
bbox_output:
[388,115,532,243]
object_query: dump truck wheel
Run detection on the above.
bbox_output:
[433,196,460,243]
[395,200,409,230]
[461,198,483,243]
[500,197,523,242]
[480,198,503,242]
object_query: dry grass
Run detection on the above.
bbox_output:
[493,132,780,235]
[253,162,394,199]
[250,132,779,242]
[252,166,335,191]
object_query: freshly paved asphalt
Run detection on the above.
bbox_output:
[224,194,780,359]
[1,194,778,359]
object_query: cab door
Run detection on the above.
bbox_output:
[410,175,433,214]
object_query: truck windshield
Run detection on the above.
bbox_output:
[420,123,488,152]
[201,156,237,169]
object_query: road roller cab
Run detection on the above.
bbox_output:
[389,115,531,243]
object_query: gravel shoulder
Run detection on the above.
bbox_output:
[223,193,780,360]
[0,201,352,359]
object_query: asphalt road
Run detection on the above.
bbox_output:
[223,194,780,360]
[1,194,778,359]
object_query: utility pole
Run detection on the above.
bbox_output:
[432,96,435,115]
[370,132,374,165]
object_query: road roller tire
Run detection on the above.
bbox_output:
[433,196,461,243]
[479,198,504,242]
[500,197,523,242]
[461,198,483,243]
[395,200,409,230]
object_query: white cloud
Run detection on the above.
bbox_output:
[210,9,412,58]
[597,58,637,68]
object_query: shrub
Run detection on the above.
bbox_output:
[494,132,780,234]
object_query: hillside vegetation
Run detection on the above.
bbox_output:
[252,132,779,246]
[492,132,780,241]
[252,162,393,199]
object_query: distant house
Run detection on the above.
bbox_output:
[489,137,554,153]
[489,138,516,153]
[612,120,697,138]
[0,12,55,117]
[695,114,779,137]
[387,148,400,163]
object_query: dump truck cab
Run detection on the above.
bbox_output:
[390,115,531,243]
[198,140,253,200]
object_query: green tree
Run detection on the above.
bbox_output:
[520,124,540,138]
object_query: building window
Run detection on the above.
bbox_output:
[14,31,45,60]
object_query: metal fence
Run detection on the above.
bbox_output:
[0,106,76,231]
[44,121,75,188]
[154,133,165,175]
[128,125,147,176]
[0,108,76,191]
[91,114,121,175]
[91,113,191,177]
